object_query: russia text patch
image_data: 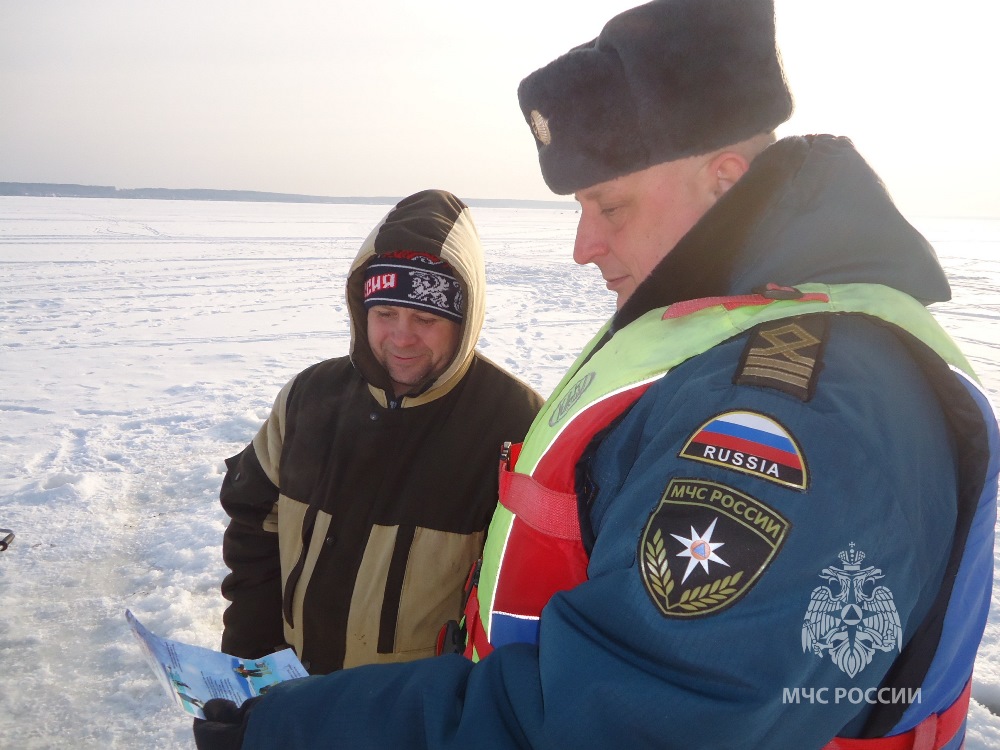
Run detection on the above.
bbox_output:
[639,478,790,618]
[679,410,808,490]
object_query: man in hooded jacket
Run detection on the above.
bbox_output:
[195,2,998,748]
[217,189,542,676]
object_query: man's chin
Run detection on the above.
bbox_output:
[607,281,633,310]
[388,372,433,397]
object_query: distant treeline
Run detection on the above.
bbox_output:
[0,182,575,210]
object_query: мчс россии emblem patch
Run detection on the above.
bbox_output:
[639,478,790,618]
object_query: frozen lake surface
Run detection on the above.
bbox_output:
[1,197,998,747]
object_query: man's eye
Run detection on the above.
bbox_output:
[601,205,622,217]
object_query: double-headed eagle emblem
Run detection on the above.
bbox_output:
[802,543,901,678]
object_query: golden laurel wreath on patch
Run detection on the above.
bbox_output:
[643,529,675,601]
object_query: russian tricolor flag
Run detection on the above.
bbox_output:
[680,411,807,489]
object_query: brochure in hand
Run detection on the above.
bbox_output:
[126,609,308,719]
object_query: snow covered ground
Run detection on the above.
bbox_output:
[1,196,998,748]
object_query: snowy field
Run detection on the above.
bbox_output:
[1,196,998,748]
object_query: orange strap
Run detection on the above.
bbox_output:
[662,285,830,319]
[498,464,581,540]
[462,583,493,660]
[823,680,971,750]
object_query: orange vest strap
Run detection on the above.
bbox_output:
[662,285,831,319]
[498,464,581,541]
[462,583,493,660]
[822,680,971,750]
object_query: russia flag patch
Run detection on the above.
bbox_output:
[679,410,807,490]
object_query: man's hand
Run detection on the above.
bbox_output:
[193,697,261,750]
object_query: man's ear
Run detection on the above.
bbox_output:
[709,151,751,198]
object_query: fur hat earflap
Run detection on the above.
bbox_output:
[517,0,793,194]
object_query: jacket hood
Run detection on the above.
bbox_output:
[346,189,487,406]
[615,135,951,330]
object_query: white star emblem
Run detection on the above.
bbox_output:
[671,518,729,583]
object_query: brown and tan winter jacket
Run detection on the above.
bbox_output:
[218,191,542,674]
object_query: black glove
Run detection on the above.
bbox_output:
[193,697,261,750]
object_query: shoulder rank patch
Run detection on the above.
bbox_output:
[639,478,790,618]
[735,315,829,401]
[679,410,808,490]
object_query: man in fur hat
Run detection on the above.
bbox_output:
[196,2,998,748]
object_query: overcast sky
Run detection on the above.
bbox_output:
[2,1,998,217]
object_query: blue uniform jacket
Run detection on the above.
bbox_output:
[240,137,998,749]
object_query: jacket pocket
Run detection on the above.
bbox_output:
[343,525,484,669]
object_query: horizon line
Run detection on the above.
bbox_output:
[0,181,578,210]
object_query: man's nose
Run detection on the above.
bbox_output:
[573,211,609,266]
[390,319,419,343]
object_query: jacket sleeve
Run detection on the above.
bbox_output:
[239,321,961,749]
[219,379,294,659]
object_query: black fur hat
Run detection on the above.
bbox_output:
[517,0,793,194]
